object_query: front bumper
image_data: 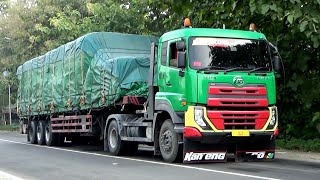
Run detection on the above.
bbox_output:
[184,106,278,143]
[199,131,274,144]
[182,106,277,163]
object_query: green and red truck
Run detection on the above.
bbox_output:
[17,21,280,163]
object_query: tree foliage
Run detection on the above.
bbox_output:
[0,0,319,138]
[167,0,320,138]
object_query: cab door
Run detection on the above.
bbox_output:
[158,38,187,98]
[164,39,186,95]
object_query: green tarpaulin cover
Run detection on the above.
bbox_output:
[16,32,158,116]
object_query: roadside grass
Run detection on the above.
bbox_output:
[0,124,19,131]
[277,138,320,152]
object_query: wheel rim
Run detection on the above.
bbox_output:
[160,129,173,154]
[109,128,117,149]
[37,125,41,141]
[45,124,50,143]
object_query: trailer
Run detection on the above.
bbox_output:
[17,21,280,163]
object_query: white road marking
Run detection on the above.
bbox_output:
[0,138,282,180]
[0,170,25,180]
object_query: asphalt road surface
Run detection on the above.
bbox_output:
[0,131,319,180]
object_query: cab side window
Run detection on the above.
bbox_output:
[169,42,178,68]
[161,41,168,66]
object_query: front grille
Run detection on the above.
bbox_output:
[207,110,269,130]
[208,98,268,107]
[224,119,256,130]
[209,86,267,96]
[207,84,269,130]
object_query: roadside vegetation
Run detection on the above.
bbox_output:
[277,138,320,152]
[0,124,19,131]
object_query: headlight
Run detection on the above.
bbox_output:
[269,109,276,126]
[267,107,277,129]
[194,108,206,127]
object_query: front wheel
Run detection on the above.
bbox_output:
[159,119,182,163]
[107,120,126,155]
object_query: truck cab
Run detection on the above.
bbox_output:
[155,27,279,163]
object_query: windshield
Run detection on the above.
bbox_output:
[189,37,272,71]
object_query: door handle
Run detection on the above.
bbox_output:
[166,82,172,86]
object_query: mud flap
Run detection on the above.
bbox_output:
[235,139,275,162]
[183,139,227,163]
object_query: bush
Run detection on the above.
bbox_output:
[0,124,19,131]
[277,138,320,152]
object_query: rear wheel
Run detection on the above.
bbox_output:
[45,120,58,146]
[19,121,23,134]
[37,120,46,145]
[159,119,182,163]
[22,123,27,134]
[28,121,38,144]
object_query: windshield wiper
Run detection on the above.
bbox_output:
[197,66,226,72]
[224,67,247,74]
[248,67,270,74]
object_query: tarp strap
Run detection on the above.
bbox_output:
[80,51,85,105]
[81,51,85,96]
[38,65,43,112]
[68,54,71,107]
[28,68,31,111]
[51,58,55,109]
[19,66,23,114]
[101,68,106,104]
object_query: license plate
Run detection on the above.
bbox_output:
[232,130,250,137]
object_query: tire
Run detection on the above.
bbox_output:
[37,120,46,145]
[19,121,23,134]
[159,119,182,163]
[107,120,126,156]
[45,120,58,146]
[22,124,27,134]
[28,121,38,144]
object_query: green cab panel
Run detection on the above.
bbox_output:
[155,93,188,112]
[197,72,276,105]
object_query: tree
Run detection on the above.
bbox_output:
[167,0,320,138]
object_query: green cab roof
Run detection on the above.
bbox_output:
[160,28,267,42]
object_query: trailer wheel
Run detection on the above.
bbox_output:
[107,120,126,156]
[37,120,47,145]
[45,120,58,146]
[28,121,38,144]
[19,121,23,134]
[22,124,27,134]
[159,119,182,163]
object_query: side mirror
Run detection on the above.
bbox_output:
[176,41,186,51]
[273,56,280,72]
[177,51,186,69]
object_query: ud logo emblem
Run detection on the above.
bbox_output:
[233,76,244,87]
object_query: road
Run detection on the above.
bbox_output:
[0,131,319,180]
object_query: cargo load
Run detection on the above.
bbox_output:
[16,32,159,115]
